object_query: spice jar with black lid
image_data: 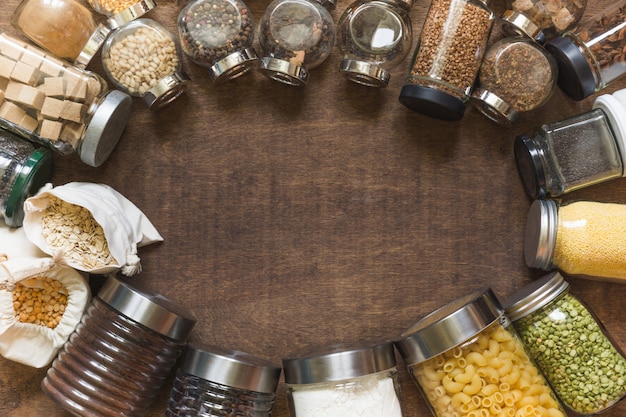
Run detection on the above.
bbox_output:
[335,0,413,88]
[102,18,190,109]
[398,0,494,120]
[395,288,566,417]
[545,2,626,101]
[178,0,259,82]
[166,344,281,417]
[87,0,156,27]
[504,272,626,415]
[257,0,336,86]
[41,274,197,417]
[514,88,626,199]
[0,130,52,228]
[471,36,557,125]
[0,33,132,167]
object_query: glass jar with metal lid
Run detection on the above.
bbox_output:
[166,344,281,417]
[524,199,626,282]
[88,0,156,27]
[395,288,566,417]
[282,341,404,417]
[335,0,413,88]
[41,274,197,417]
[504,272,626,415]
[0,130,52,228]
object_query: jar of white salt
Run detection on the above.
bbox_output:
[282,341,404,417]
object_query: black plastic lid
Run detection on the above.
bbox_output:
[514,135,546,199]
[399,84,467,121]
[545,36,596,101]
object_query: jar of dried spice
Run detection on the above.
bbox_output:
[395,288,567,417]
[88,0,156,27]
[500,0,586,43]
[546,2,626,100]
[178,0,259,82]
[11,0,113,68]
[102,18,190,109]
[504,272,626,415]
[166,344,281,417]
[257,0,336,86]
[514,88,626,198]
[336,0,413,88]
[0,130,52,227]
[398,0,494,120]
[471,37,557,125]
[524,199,626,282]
[41,274,197,417]
[0,33,132,167]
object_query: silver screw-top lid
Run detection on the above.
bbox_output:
[109,0,157,28]
[180,344,281,393]
[143,72,191,109]
[470,88,518,125]
[503,272,570,321]
[340,59,391,88]
[500,10,546,44]
[395,288,504,365]
[282,341,396,384]
[74,24,111,69]
[97,275,197,341]
[209,48,260,82]
[259,57,309,86]
[524,199,558,270]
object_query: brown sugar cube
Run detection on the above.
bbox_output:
[5,81,45,110]
[20,49,43,69]
[60,100,84,123]
[11,61,40,86]
[60,122,83,147]
[0,101,26,124]
[0,90,4,106]
[0,39,24,61]
[0,56,16,79]
[0,77,8,92]
[39,119,63,141]
[39,59,64,78]
[40,77,65,97]
[41,96,64,119]
[65,74,87,102]
[3,80,21,101]
[19,113,39,132]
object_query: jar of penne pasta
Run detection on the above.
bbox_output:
[395,288,567,417]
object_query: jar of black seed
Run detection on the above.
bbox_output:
[504,272,626,415]
[166,344,281,417]
[41,275,197,417]
[0,130,52,228]
[178,0,259,82]
[257,0,336,86]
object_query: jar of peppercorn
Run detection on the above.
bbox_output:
[178,0,259,82]
[257,0,337,86]
[504,272,626,415]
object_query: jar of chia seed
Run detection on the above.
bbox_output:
[178,0,259,82]
[335,0,413,88]
[504,271,626,415]
[88,0,156,27]
[166,344,281,417]
[0,130,52,228]
[257,0,336,86]
[395,288,566,417]
[524,199,626,282]
[41,275,197,417]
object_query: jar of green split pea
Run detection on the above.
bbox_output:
[504,272,626,415]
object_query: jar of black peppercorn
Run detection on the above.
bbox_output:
[178,0,259,82]
[398,0,494,120]
[257,0,336,86]
[41,275,197,417]
[166,344,281,417]
[0,130,52,228]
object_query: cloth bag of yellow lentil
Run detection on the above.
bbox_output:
[22,182,163,276]
[0,255,90,368]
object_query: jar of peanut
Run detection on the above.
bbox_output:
[88,0,156,27]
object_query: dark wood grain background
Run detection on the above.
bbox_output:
[2,0,626,415]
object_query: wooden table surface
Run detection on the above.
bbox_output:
[2,0,626,416]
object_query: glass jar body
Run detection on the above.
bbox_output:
[87,0,156,22]
[336,0,412,87]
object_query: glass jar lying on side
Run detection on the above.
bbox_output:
[88,0,156,27]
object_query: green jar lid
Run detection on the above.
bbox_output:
[503,272,569,321]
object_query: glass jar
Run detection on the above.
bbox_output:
[524,199,626,281]
[88,0,156,27]
[471,37,557,125]
[102,18,190,110]
[166,344,281,417]
[336,0,413,88]
[398,0,494,120]
[0,130,52,227]
[282,342,404,417]
[395,288,567,417]
[11,0,113,68]
[257,0,336,86]
[499,0,586,43]
[41,274,197,417]
[546,2,626,101]
[504,272,626,415]
[0,33,132,167]
[514,88,626,199]
[178,0,259,82]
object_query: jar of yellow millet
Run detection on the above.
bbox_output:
[524,199,626,281]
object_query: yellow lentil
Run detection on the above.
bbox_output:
[12,276,68,329]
